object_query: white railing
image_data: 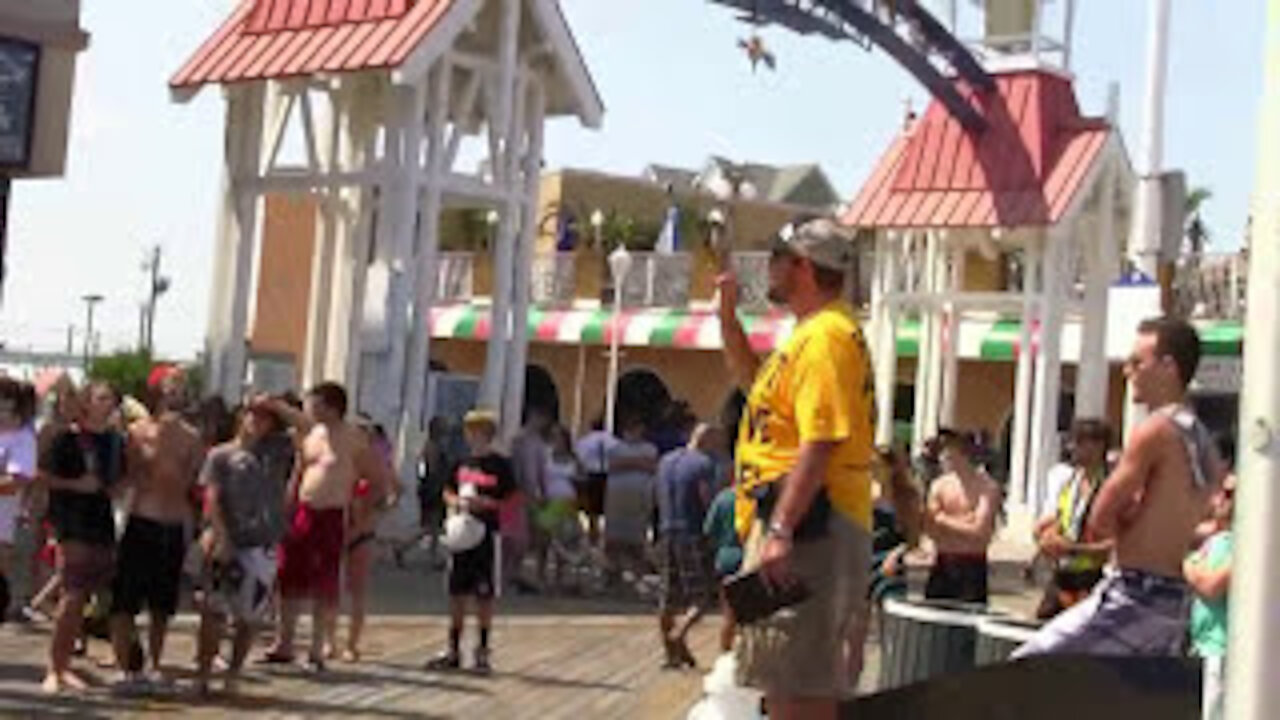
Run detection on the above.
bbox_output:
[618,252,692,307]
[1174,253,1247,319]
[437,252,474,301]
[530,253,577,306]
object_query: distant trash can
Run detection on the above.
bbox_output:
[975,617,1042,666]
[878,599,999,691]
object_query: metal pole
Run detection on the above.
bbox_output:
[1128,0,1172,277]
[1227,4,1280,717]
[81,294,103,369]
[147,246,160,355]
[604,277,624,436]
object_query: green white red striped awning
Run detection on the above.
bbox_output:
[427,304,1243,359]
[429,304,796,354]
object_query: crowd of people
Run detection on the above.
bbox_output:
[0,369,398,696]
[0,217,1238,719]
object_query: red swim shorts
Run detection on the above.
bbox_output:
[277,504,345,602]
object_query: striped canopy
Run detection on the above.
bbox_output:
[428,303,1243,360]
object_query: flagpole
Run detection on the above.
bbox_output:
[1226,2,1280,716]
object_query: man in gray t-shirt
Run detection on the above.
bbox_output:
[195,402,293,696]
[202,441,289,549]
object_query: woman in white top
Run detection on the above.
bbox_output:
[0,379,38,619]
[535,426,582,590]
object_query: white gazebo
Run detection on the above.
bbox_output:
[170,0,602,468]
[845,66,1133,512]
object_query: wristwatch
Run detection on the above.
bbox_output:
[767,520,794,542]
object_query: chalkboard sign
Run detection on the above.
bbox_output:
[0,37,40,170]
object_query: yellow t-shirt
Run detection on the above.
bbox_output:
[734,300,876,534]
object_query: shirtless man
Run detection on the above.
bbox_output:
[1015,317,1225,657]
[261,383,392,672]
[923,430,1001,604]
[110,369,203,688]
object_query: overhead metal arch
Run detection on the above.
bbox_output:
[710,0,993,132]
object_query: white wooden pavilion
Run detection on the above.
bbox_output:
[845,67,1134,511]
[170,0,602,473]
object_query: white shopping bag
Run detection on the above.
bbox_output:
[686,653,765,720]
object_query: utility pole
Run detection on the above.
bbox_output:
[141,245,170,356]
[1128,0,1172,279]
[81,294,103,369]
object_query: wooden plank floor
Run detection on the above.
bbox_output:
[0,614,721,719]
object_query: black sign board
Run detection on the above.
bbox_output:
[0,37,40,170]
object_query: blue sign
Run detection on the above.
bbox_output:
[0,37,39,170]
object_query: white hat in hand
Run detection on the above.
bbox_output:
[442,511,486,553]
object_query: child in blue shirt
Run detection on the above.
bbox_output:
[704,486,742,654]
[1185,471,1234,720]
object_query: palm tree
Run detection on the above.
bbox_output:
[1185,187,1213,256]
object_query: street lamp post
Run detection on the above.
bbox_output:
[604,245,633,435]
[590,209,605,250]
[81,293,103,369]
[707,207,728,271]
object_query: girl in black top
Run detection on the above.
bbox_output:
[40,381,124,695]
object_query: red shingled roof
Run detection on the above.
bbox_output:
[843,71,1111,229]
[171,0,455,89]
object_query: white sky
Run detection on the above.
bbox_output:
[0,0,1263,360]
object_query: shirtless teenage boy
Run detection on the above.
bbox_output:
[923,430,1001,604]
[261,383,392,672]
[1015,317,1226,657]
[110,370,203,688]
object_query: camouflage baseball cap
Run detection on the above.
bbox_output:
[771,218,855,272]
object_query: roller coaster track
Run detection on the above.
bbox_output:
[710,0,994,132]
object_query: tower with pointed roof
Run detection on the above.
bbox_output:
[845,0,1132,513]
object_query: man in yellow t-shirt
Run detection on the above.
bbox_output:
[718,218,875,719]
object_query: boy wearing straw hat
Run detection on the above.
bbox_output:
[426,409,515,674]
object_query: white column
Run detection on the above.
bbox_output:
[1029,231,1067,513]
[501,79,545,439]
[1076,164,1116,419]
[479,0,524,418]
[394,59,453,533]
[1128,0,1172,277]
[1009,241,1041,508]
[940,245,965,428]
[571,342,587,438]
[343,111,381,395]
[912,232,937,452]
[874,234,900,446]
[1227,2,1280,716]
[212,82,266,402]
[377,79,428,431]
[924,233,948,438]
[324,80,377,394]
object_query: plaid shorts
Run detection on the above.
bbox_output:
[1012,567,1190,658]
[657,535,715,612]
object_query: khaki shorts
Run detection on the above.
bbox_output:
[735,512,870,699]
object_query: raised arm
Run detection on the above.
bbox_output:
[262,396,313,435]
[715,273,762,391]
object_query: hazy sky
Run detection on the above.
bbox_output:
[1,0,1264,360]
